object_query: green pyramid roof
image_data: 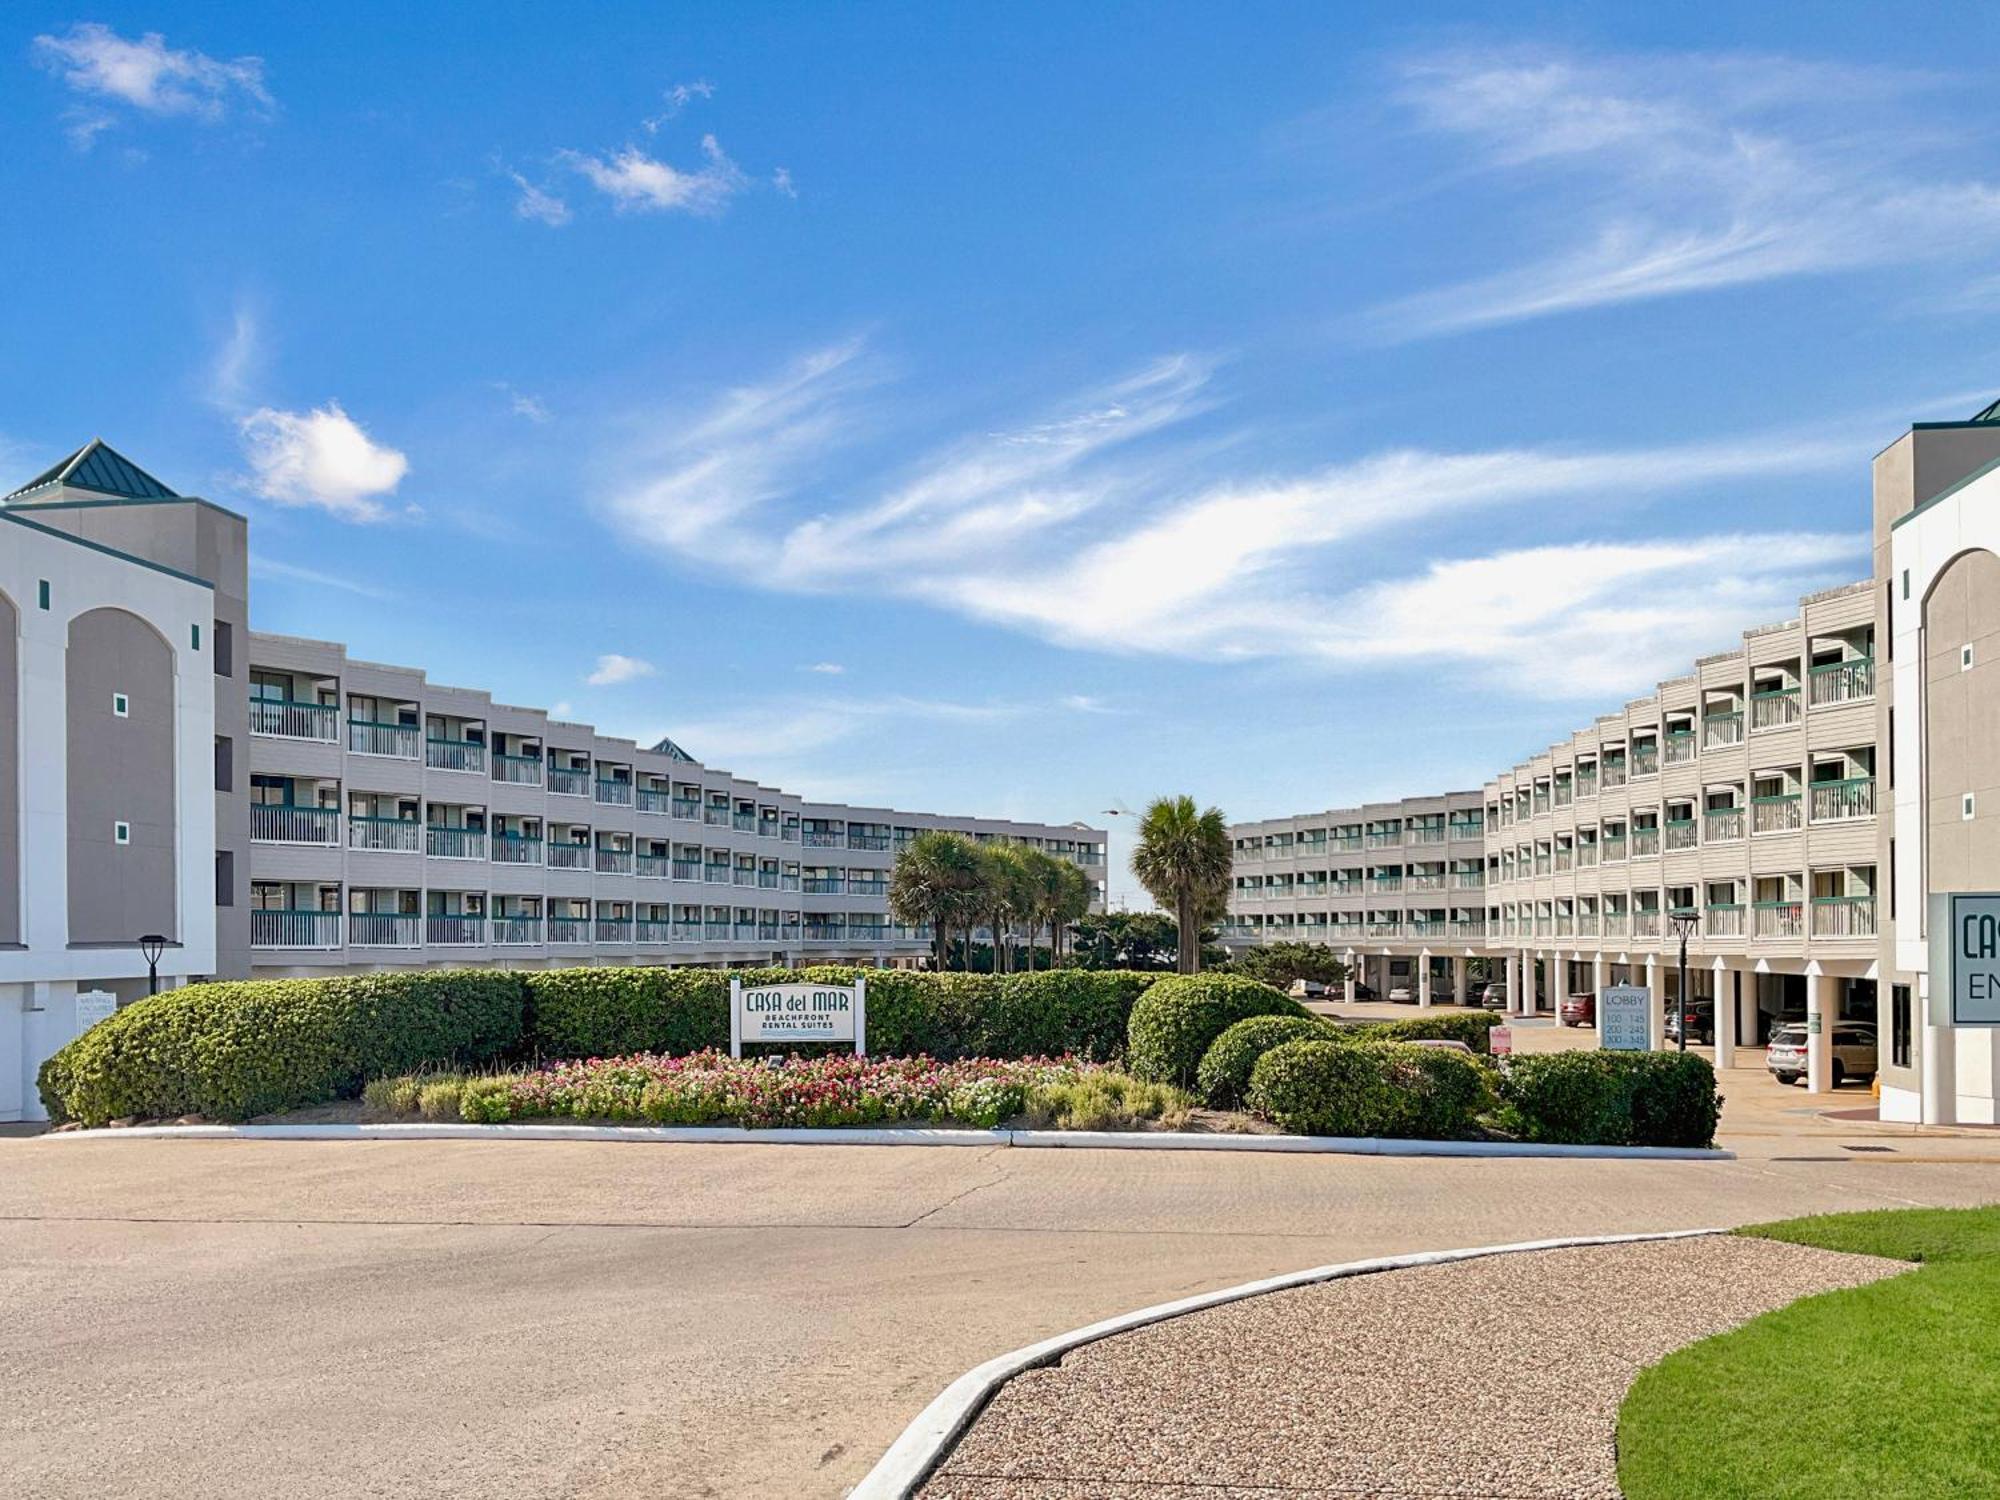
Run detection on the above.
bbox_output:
[5,439,180,503]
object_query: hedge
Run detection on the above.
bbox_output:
[1499,1051,1721,1148]
[1126,974,1305,1088]
[1346,1011,1504,1054]
[37,971,522,1127]
[1247,1038,1496,1140]
[1195,1014,1336,1109]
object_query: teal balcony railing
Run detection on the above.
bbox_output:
[426,914,484,946]
[348,719,420,758]
[548,766,591,796]
[493,752,543,786]
[546,916,591,943]
[349,814,419,853]
[427,825,485,860]
[1809,777,1875,823]
[1752,793,1801,834]
[348,913,420,948]
[491,832,543,864]
[1750,687,1800,731]
[426,737,485,773]
[249,698,337,740]
[1808,656,1874,707]
[251,804,341,845]
[1811,894,1877,938]
[491,916,542,945]
[250,909,341,948]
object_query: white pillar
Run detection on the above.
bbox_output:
[1712,958,1735,1071]
[1591,954,1607,1017]
[1343,950,1358,1005]
[1805,966,1833,1094]
[1920,973,1955,1124]
[1645,955,1665,1050]
[1418,951,1433,1009]
[1452,955,1466,1009]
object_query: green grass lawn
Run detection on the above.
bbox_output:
[1617,1206,2000,1500]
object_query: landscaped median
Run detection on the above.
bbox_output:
[36,965,1724,1150]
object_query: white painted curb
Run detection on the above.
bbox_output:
[847,1227,1726,1499]
[35,1122,1731,1160]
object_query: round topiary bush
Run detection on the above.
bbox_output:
[1125,973,1306,1087]
[1195,1013,1336,1109]
[1247,1038,1497,1139]
[1500,1051,1720,1147]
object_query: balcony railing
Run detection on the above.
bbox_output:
[1554,850,1574,872]
[1602,833,1627,863]
[595,779,634,806]
[1703,806,1744,843]
[349,814,419,853]
[1809,777,1875,823]
[635,920,673,944]
[492,916,542,945]
[1365,920,1401,938]
[1754,900,1804,939]
[847,831,890,850]
[427,914,484,946]
[1809,656,1874,707]
[1364,831,1401,849]
[636,853,671,878]
[1632,742,1660,778]
[636,788,671,815]
[1452,918,1486,938]
[758,870,780,889]
[1603,760,1629,790]
[1331,833,1363,851]
[803,828,844,847]
[595,919,633,943]
[426,738,485,773]
[1577,844,1599,868]
[491,832,543,864]
[595,848,634,875]
[1409,873,1446,891]
[251,804,341,845]
[1752,794,1801,834]
[546,843,591,870]
[1453,870,1485,889]
[548,766,591,796]
[758,920,781,940]
[782,824,801,842]
[705,864,732,884]
[1664,731,1697,766]
[705,805,732,827]
[1633,909,1662,938]
[349,720,419,758]
[733,812,759,834]
[1631,826,1660,857]
[672,797,703,820]
[1664,818,1699,852]
[547,916,591,943]
[427,825,485,860]
[494,752,543,786]
[1751,689,1801,731]
[761,818,782,840]
[1704,903,1745,938]
[1812,895,1877,939]
[733,867,757,887]
[804,878,844,894]
[349,913,420,948]
[1702,712,1744,749]
[1576,769,1598,798]
[250,909,341,949]
[672,859,702,881]
[781,874,800,891]
[671,921,704,942]
[707,920,735,940]
[250,698,337,740]
[1604,911,1629,937]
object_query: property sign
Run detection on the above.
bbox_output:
[1598,985,1653,1051]
[1941,893,2000,1026]
[1488,1026,1512,1057]
[729,978,867,1057]
[74,990,117,1032]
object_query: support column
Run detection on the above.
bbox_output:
[1418,951,1433,1009]
[1920,973,1955,1125]
[1805,966,1833,1094]
[1343,951,1358,1006]
[1452,955,1466,1009]
[1712,958,1735,1071]
[1645,955,1665,1050]
[1591,953,1607,1009]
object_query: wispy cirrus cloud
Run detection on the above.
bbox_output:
[33,22,271,148]
[562,135,747,216]
[1367,45,2000,338]
[599,343,1866,699]
[586,653,655,687]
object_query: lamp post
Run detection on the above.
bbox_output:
[139,933,166,997]
[1667,909,1700,1053]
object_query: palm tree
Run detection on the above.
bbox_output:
[1020,848,1069,972]
[890,830,984,970]
[1055,861,1093,962]
[1131,794,1231,974]
[977,844,1035,973]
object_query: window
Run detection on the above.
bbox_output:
[1902,568,1910,601]
[1892,983,1912,1069]
[1964,643,1976,672]
[191,623,201,653]
[114,821,131,845]
[37,580,50,610]
[213,736,233,793]
[215,851,235,907]
[112,693,129,718]
[1966,794,1978,822]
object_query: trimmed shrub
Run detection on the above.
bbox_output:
[37,970,522,1126]
[982,969,1161,1062]
[1195,1014,1337,1109]
[1247,1038,1495,1140]
[1347,1011,1504,1054]
[522,967,730,1058]
[1127,974,1305,1087]
[1500,1051,1721,1148]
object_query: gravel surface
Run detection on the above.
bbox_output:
[921,1235,1906,1499]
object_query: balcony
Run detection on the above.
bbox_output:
[848,830,890,850]
[494,752,543,786]
[804,877,845,895]
[1604,911,1630,938]
[733,866,757,887]
[1602,833,1627,863]
[671,921,704,942]
[1364,831,1401,850]
[1664,818,1699,852]
[636,788,671,815]
[1812,895,1877,939]
[758,919,780,941]
[636,920,673,944]
[1577,843,1600,868]
[1409,917,1446,938]
[1809,657,1874,707]
[250,909,341,949]
[427,825,486,860]
[491,832,543,864]
[547,916,591,944]
[1810,778,1876,823]
[349,720,419,758]
[782,824,801,843]
[1576,769,1598,798]
[595,779,634,807]
[548,766,590,797]
[1751,689,1801,731]
[426,738,485,774]
[1664,730,1697,767]
[1453,870,1484,889]
[734,811,759,834]
[492,916,542,945]
[1702,713,1744,750]
[595,848,634,875]
[1409,873,1446,891]
[803,828,844,848]
[1554,849,1574,873]
[704,864,732,884]
[1703,806,1744,843]
[1704,903,1745,938]
[1452,918,1486,938]
[1755,900,1804,939]
[546,843,591,871]
[707,920,734,941]
[672,859,702,881]
[349,913,420,948]
[1632,743,1660,778]
[250,698,337,741]
[427,914,484,946]
[1331,832,1363,851]
[1602,761,1629,790]
[1365,920,1401,938]
[595,919,633,943]
[251,804,341,845]
[672,797,703,820]
[636,853,671,879]
[1634,909,1662,938]
[350,815,419,853]
[1752,794,1801,834]
[758,870,780,889]
[1631,826,1661,858]
[704,805,731,828]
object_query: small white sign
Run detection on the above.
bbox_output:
[729,979,867,1057]
[1598,985,1653,1051]
[75,990,118,1032]
[1948,894,2000,1026]
[1489,1025,1512,1057]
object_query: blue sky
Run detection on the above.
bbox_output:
[6,4,2000,903]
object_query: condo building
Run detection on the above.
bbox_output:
[0,442,1106,1121]
[1226,406,2000,1127]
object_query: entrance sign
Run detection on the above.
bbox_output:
[1937,893,2000,1026]
[75,990,117,1032]
[1488,1026,1512,1057]
[1599,985,1652,1051]
[729,978,867,1057]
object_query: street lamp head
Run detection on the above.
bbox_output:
[1667,909,1700,941]
[139,933,166,967]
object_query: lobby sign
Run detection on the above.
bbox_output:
[1598,985,1652,1051]
[1937,893,2000,1026]
[729,978,867,1057]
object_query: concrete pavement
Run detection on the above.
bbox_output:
[5,1130,1999,1499]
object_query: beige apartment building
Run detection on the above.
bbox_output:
[1228,407,2000,1126]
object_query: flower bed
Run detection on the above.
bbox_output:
[369,1052,1122,1130]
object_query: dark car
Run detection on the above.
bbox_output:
[1561,992,1596,1028]
[1341,980,1379,1001]
[1664,998,1715,1045]
[1479,982,1509,1012]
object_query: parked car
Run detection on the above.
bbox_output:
[1561,992,1596,1028]
[1765,1023,1878,1087]
[1479,983,1509,1011]
[1664,999,1715,1045]
[1287,979,1329,999]
[1349,980,1379,1001]
[1388,985,1414,1004]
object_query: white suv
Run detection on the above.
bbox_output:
[1766,1022,1877,1087]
